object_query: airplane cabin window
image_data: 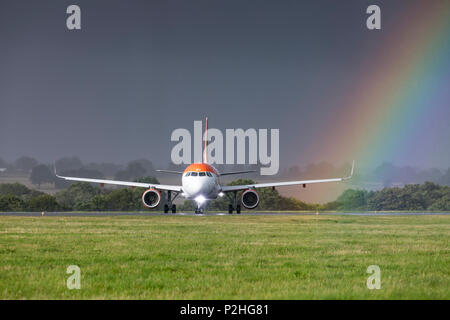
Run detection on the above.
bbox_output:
[191,172,198,176]
[199,172,206,176]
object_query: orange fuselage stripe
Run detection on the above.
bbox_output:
[183,163,219,176]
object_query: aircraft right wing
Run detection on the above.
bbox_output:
[221,161,354,192]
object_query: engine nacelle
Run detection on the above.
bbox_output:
[142,188,161,208]
[241,189,259,209]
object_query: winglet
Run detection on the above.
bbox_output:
[54,162,62,178]
[350,160,355,177]
[344,160,355,180]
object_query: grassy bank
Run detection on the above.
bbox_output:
[0,215,448,299]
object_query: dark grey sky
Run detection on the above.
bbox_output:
[0,0,448,169]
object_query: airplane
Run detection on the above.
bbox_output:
[55,118,354,214]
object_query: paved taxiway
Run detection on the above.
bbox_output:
[1,212,448,216]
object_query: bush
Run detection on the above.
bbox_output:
[428,194,450,211]
[0,195,25,211]
[103,189,136,211]
[55,182,100,210]
[27,194,60,212]
[0,183,31,197]
[0,183,44,200]
[335,189,370,210]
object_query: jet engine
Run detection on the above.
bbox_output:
[241,189,259,209]
[142,188,161,208]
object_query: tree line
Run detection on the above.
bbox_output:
[323,182,450,211]
[0,180,448,212]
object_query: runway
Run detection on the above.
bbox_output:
[1,211,449,217]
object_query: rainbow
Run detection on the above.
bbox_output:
[303,1,450,171]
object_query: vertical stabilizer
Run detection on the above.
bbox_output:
[203,117,208,163]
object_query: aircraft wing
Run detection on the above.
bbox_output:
[55,173,183,192]
[221,161,354,192]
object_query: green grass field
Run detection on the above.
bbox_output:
[0,215,449,299]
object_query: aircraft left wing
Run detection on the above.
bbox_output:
[221,161,354,192]
[55,172,183,192]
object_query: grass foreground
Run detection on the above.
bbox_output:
[0,215,449,299]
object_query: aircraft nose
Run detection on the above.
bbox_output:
[183,179,202,196]
[183,177,214,197]
[190,184,203,194]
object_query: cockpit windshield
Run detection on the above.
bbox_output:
[186,171,213,177]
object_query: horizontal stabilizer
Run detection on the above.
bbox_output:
[220,170,257,176]
[156,169,184,175]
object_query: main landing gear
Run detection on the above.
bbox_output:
[163,204,177,214]
[163,190,179,214]
[228,204,241,214]
[227,191,241,214]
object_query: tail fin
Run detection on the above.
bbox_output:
[203,117,208,163]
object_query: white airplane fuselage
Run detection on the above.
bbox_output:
[181,163,222,200]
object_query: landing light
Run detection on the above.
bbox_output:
[195,195,206,204]
[218,192,224,197]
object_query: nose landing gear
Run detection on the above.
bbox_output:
[194,201,205,214]
[194,207,204,214]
